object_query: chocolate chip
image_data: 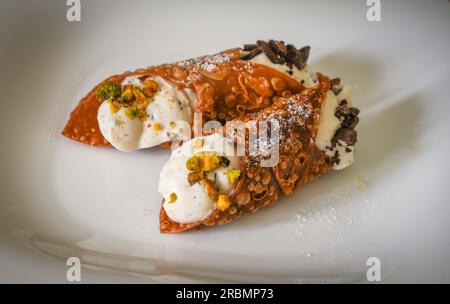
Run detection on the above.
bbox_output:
[285,44,298,67]
[329,151,340,166]
[256,40,284,64]
[242,40,310,69]
[333,127,357,146]
[243,44,257,51]
[269,40,288,57]
[349,107,360,117]
[241,47,262,60]
[335,103,350,119]
[220,156,230,167]
[331,85,343,95]
[330,78,341,86]
[342,116,359,129]
[294,46,310,70]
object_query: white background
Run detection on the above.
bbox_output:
[0,0,449,283]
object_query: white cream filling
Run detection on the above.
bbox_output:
[158,133,241,224]
[316,85,355,170]
[97,76,193,152]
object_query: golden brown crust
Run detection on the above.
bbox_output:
[61,48,305,147]
[160,79,333,233]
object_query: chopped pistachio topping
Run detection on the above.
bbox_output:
[200,153,221,171]
[187,171,202,185]
[169,121,176,128]
[143,79,158,97]
[226,169,241,184]
[204,179,218,201]
[108,100,119,113]
[185,152,236,209]
[186,153,222,172]
[121,87,134,103]
[100,78,159,120]
[216,195,231,211]
[133,88,147,105]
[124,107,138,119]
[186,155,201,171]
[168,192,177,204]
[96,82,122,101]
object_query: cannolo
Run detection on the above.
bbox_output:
[62,40,324,151]
[158,76,360,233]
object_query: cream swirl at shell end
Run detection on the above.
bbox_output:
[97,76,193,152]
[158,134,241,224]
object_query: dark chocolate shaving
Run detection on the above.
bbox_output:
[331,85,343,96]
[241,40,311,70]
[329,151,340,166]
[342,116,359,129]
[330,78,341,86]
[349,107,360,117]
[256,40,284,64]
[294,46,310,70]
[269,40,288,57]
[243,44,257,51]
[284,44,298,67]
[330,78,343,95]
[335,100,360,131]
[240,47,262,60]
[335,101,350,119]
[333,127,357,146]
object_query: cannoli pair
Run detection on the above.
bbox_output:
[61,40,360,233]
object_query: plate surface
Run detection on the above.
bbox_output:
[1,0,450,283]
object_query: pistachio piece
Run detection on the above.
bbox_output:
[226,169,241,183]
[187,171,202,186]
[124,107,138,119]
[143,79,158,97]
[186,155,201,171]
[108,99,119,113]
[168,193,177,204]
[217,195,231,211]
[121,87,134,103]
[200,153,221,171]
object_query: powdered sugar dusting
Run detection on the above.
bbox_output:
[177,53,232,72]
[287,183,376,243]
[246,97,314,164]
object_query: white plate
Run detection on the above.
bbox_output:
[1,0,450,283]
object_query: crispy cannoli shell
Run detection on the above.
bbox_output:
[160,79,332,233]
[62,49,306,147]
